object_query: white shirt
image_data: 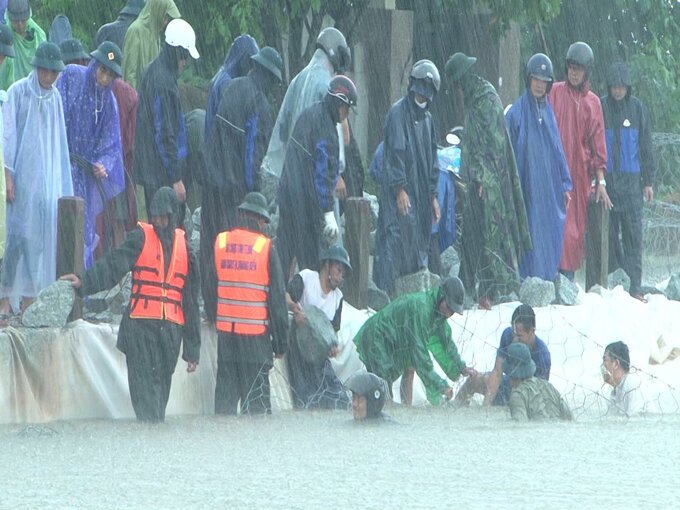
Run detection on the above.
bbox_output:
[608,372,645,417]
[298,269,343,321]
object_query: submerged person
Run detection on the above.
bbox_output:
[56,41,126,268]
[505,53,572,281]
[2,0,46,86]
[212,192,289,415]
[345,371,390,421]
[286,246,352,410]
[61,187,200,423]
[122,0,179,89]
[373,59,440,296]
[353,276,475,405]
[504,342,572,421]
[0,42,72,317]
[445,52,531,309]
[601,341,644,416]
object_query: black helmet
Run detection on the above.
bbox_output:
[316,26,351,72]
[526,53,553,93]
[440,276,465,314]
[31,42,65,72]
[345,372,388,418]
[565,41,594,68]
[251,46,284,83]
[321,245,352,274]
[0,23,15,58]
[445,52,477,84]
[328,74,357,107]
[90,41,123,77]
[409,59,440,101]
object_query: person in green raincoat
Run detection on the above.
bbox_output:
[445,53,531,310]
[1,0,46,89]
[122,0,180,89]
[353,277,476,405]
[0,22,15,92]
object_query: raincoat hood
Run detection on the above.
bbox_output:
[223,34,258,77]
[606,61,632,98]
[149,186,179,223]
[137,0,180,35]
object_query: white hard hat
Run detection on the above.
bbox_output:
[165,19,199,60]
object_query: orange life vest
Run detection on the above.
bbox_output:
[129,222,188,325]
[214,228,271,335]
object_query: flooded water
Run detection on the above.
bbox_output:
[2,406,679,509]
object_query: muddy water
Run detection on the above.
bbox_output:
[2,406,679,509]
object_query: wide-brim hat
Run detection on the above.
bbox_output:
[7,0,30,21]
[503,342,537,379]
[251,46,284,82]
[59,38,90,63]
[91,41,123,77]
[0,23,15,58]
[320,245,352,274]
[121,0,146,16]
[238,192,270,222]
[31,42,65,72]
[445,52,477,83]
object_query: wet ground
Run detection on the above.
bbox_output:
[2,405,679,509]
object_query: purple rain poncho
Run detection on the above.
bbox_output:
[1,71,73,300]
[57,61,125,268]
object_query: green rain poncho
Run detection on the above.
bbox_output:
[122,0,180,89]
[353,287,466,405]
[0,16,46,90]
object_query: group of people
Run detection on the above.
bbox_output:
[0,0,653,423]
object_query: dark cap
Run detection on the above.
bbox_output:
[59,38,90,64]
[440,276,465,314]
[7,0,30,22]
[238,192,270,222]
[90,41,122,77]
[31,42,65,72]
[0,23,16,58]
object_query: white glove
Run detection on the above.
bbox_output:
[323,211,338,242]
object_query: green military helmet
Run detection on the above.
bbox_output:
[60,38,90,64]
[238,192,271,223]
[91,41,123,77]
[565,41,594,68]
[445,52,477,84]
[251,46,284,83]
[320,245,352,274]
[503,342,537,380]
[31,42,65,72]
[0,23,15,58]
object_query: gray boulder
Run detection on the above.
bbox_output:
[554,273,579,305]
[440,246,460,279]
[367,279,390,311]
[394,269,441,298]
[664,273,680,301]
[189,207,201,254]
[363,191,379,231]
[22,280,75,328]
[295,305,337,365]
[519,277,555,308]
[106,275,132,316]
[607,267,631,292]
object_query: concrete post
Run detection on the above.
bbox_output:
[57,197,85,320]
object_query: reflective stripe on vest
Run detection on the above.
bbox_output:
[214,228,271,335]
[129,222,188,325]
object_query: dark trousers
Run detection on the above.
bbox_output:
[215,359,272,415]
[609,206,643,294]
[126,352,173,423]
[459,189,494,300]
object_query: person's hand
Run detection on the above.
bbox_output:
[443,386,454,401]
[396,189,410,216]
[432,196,441,224]
[335,175,347,199]
[595,183,613,210]
[291,302,306,324]
[59,273,82,288]
[93,162,108,179]
[564,191,571,211]
[461,366,478,378]
[173,180,187,203]
[328,345,340,358]
[5,171,14,204]
[186,361,198,373]
[323,211,338,242]
[644,186,654,203]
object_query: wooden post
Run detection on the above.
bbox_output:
[585,200,609,290]
[57,197,85,321]
[343,197,371,309]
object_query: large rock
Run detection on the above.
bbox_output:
[106,275,132,316]
[440,246,460,278]
[664,273,680,301]
[295,305,337,365]
[21,280,75,328]
[519,277,555,308]
[393,269,441,298]
[554,273,579,306]
[367,279,390,311]
[363,191,379,231]
[608,267,631,292]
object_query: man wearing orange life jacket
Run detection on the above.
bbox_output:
[61,187,200,423]
[212,192,288,415]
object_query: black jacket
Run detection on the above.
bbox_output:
[94,13,136,50]
[134,44,188,188]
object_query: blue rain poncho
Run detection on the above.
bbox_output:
[262,48,334,180]
[1,71,73,300]
[505,90,572,281]
[57,61,125,268]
